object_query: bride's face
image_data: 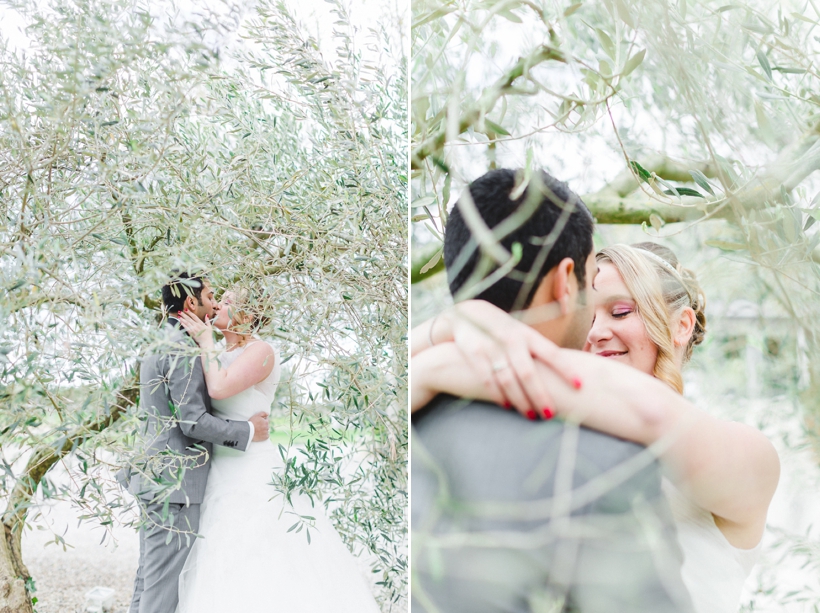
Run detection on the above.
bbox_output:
[583,262,658,376]
[212,291,236,331]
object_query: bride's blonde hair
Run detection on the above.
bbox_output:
[596,242,706,393]
[224,286,271,335]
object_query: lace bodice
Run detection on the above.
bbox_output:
[210,340,281,422]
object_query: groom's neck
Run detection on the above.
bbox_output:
[517,301,567,346]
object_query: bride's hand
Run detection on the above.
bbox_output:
[442,301,581,419]
[177,311,213,347]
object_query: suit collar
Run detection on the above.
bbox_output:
[164,316,189,337]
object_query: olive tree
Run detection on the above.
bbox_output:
[412,0,820,608]
[0,0,407,610]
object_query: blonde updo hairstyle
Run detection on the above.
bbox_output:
[596,242,706,393]
[224,286,271,336]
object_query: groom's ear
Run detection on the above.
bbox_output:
[183,293,197,312]
[552,258,576,316]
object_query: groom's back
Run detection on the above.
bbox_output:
[412,396,693,613]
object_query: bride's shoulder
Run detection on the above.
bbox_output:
[252,337,277,350]
[246,338,277,357]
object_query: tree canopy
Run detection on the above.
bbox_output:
[0,0,407,610]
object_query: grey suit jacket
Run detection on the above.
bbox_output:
[412,395,694,613]
[123,321,252,505]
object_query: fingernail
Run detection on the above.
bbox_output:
[502,402,512,410]
[572,377,582,390]
[525,409,537,421]
[542,407,554,420]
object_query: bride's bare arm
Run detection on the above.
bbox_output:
[412,301,582,413]
[176,312,276,400]
[413,341,779,548]
[200,342,275,400]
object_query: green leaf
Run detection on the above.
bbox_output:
[792,12,819,25]
[497,9,522,23]
[629,160,651,182]
[596,28,616,59]
[742,21,773,34]
[649,213,664,231]
[780,184,793,206]
[430,156,450,173]
[715,154,739,187]
[484,119,511,136]
[689,170,715,195]
[615,0,635,27]
[564,3,583,17]
[621,49,646,77]
[756,50,772,81]
[663,187,704,198]
[419,249,442,275]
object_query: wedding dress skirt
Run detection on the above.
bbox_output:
[177,342,380,613]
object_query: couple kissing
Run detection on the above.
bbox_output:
[118,273,379,613]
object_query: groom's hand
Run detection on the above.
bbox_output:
[249,412,270,441]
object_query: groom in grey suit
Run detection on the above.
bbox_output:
[412,169,694,612]
[121,272,270,613]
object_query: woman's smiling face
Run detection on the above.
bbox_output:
[583,262,658,376]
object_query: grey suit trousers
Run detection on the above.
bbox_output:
[412,395,694,613]
[129,501,201,613]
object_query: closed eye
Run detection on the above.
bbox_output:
[612,309,632,318]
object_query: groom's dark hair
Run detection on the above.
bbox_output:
[162,271,207,313]
[443,168,594,313]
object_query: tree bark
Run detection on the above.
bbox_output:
[411,125,820,284]
[0,522,30,613]
[0,382,138,612]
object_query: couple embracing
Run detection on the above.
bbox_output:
[119,273,379,613]
[411,169,780,612]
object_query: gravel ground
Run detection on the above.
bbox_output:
[19,458,391,613]
[23,500,139,613]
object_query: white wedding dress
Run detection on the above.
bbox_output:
[662,479,761,613]
[177,341,381,613]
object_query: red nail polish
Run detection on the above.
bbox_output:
[572,377,582,390]
[542,407,554,420]
[503,402,512,409]
[525,409,537,420]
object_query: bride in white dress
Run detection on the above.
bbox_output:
[176,290,380,613]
